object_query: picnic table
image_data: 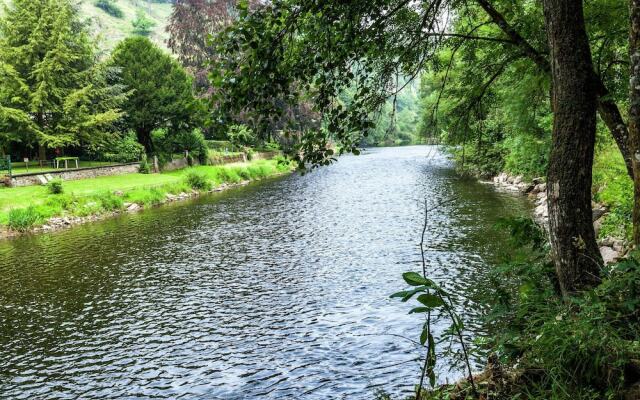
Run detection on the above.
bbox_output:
[55,156,79,169]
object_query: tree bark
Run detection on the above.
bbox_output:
[475,0,634,179]
[630,0,640,245]
[542,0,602,296]
[137,129,154,154]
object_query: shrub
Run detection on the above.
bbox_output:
[102,131,145,163]
[45,193,76,210]
[218,168,241,183]
[237,168,251,180]
[174,129,208,164]
[593,144,633,240]
[227,124,255,148]
[7,206,46,231]
[273,155,293,172]
[47,178,64,195]
[264,140,281,151]
[481,222,640,399]
[248,164,273,178]
[246,148,255,161]
[131,9,155,36]
[96,192,124,211]
[502,134,550,179]
[126,187,165,207]
[139,154,151,174]
[184,170,212,191]
[95,0,124,18]
[450,144,505,178]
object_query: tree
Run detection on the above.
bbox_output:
[132,9,156,36]
[168,0,241,69]
[0,0,124,157]
[630,0,640,246]
[110,36,202,153]
[542,0,602,294]
[166,0,319,144]
[167,0,263,88]
[211,0,611,294]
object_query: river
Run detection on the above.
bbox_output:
[0,146,530,399]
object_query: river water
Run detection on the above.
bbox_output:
[0,146,530,399]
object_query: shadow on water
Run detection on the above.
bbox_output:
[0,146,530,399]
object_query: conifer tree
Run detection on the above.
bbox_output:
[110,36,202,153]
[0,0,124,156]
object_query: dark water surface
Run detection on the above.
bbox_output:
[0,146,529,399]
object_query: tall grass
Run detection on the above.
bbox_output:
[7,206,48,231]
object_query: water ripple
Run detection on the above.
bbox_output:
[0,146,530,399]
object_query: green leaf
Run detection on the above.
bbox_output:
[420,324,429,345]
[390,286,428,301]
[408,307,431,314]
[402,272,433,287]
[417,294,445,308]
[427,333,436,387]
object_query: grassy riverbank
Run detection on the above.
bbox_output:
[0,158,292,233]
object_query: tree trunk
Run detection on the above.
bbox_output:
[630,0,640,246]
[137,129,154,154]
[38,145,46,162]
[542,0,602,296]
[476,0,634,179]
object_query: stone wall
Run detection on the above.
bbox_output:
[7,163,140,187]
[252,151,280,161]
[208,153,247,165]
[162,157,191,171]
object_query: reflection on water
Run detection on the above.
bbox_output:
[0,146,529,399]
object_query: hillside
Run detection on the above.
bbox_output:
[0,0,173,52]
[80,0,172,51]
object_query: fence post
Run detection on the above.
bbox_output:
[153,155,159,173]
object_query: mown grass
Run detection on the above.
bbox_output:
[0,159,292,231]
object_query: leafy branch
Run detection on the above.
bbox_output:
[390,197,477,399]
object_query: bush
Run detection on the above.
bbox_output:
[131,9,155,36]
[96,192,124,211]
[593,144,633,240]
[102,131,145,163]
[481,222,640,399]
[7,206,47,231]
[95,0,124,18]
[227,124,255,148]
[126,187,165,207]
[237,168,251,180]
[184,170,212,191]
[502,135,550,179]
[450,144,505,178]
[139,154,151,174]
[174,129,208,164]
[47,178,64,195]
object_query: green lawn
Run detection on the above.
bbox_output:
[0,170,178,211]
[0,159,291,230]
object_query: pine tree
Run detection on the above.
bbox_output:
[0,0,124,156]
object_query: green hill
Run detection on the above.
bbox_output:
[1,0,173,52]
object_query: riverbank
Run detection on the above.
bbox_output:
[490,171,628,264]
[400,159,640,400]
[0,158,293,239]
